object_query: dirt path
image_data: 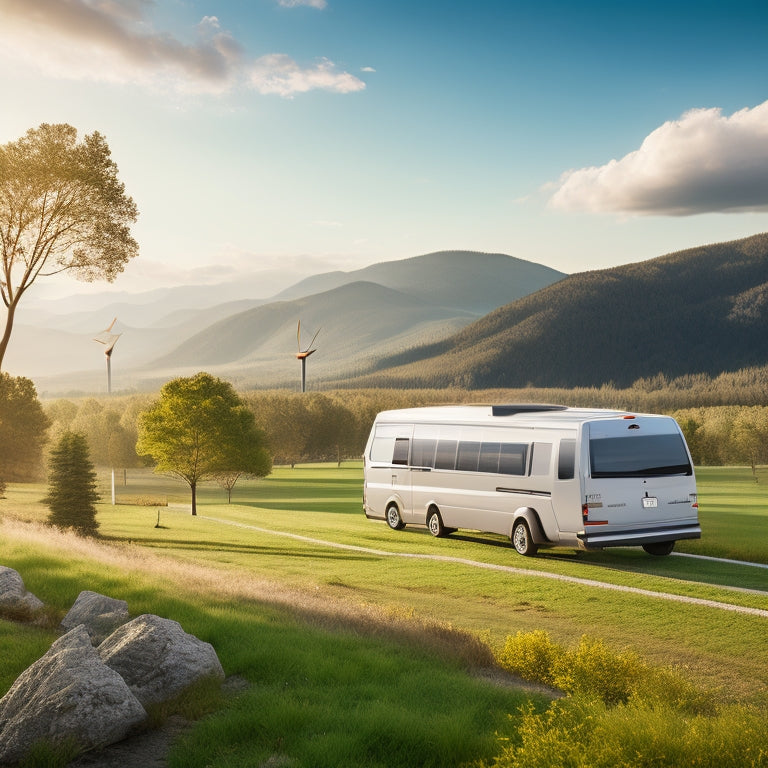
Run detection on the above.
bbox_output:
[200,514,768,618]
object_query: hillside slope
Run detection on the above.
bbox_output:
[149,281,478,382]
[148,250,566,385]
[349,233,768,389]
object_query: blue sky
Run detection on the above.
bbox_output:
[1,0,768,298]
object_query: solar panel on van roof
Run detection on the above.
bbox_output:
[491,405,568,417]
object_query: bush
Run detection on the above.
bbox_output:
[498,631,711,712]
[486,699,768,768]
[486,632,756,768]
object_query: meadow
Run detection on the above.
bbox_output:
[1,464,766,767]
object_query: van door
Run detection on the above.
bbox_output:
[391,435,413,520]
[582,417,699,549]
[365,423,412,521]
[550,437,582,539]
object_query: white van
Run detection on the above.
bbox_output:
[363,404,700,556]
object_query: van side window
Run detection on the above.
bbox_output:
[456,441,481,472]
[392,438,410,465]
[435,439,458,470]
[498,443,528,475]
[558,439,576,480]
[478,442,501,473]
[530,442,552,475]
[411,438,436,468]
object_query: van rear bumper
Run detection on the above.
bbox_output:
[577,522,701,550]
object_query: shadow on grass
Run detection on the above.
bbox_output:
[98,535,379,562]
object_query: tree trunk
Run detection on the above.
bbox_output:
[0,300,19,372]
[191,481,197,516]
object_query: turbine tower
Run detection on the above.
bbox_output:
[295,320,319,393]
[93,318,122,506]
[93,317,121,394]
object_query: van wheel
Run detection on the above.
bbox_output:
[642,541,675,556]
[427,508,447,537]
[512,519,538,557]
[386,504,406,530]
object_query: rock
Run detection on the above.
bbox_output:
[0,625,146,766]
[61,590,130,645]
[0,565,44,619]
[98,614,225,707]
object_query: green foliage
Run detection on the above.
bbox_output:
[499,631,712,713]
[0,619,58,695]
[43,431,100,536]
[490,631,764,768]
[0,123,138,369]
[137,372,271,514]
[0,373,50,481]
[485,698,768,768]
[144,676,225,729]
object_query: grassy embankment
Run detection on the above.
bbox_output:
[1,464,766,766]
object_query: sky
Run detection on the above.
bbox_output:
[1,0,768,300]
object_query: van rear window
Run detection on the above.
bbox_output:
[590,434,692,478]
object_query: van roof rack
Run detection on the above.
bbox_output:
[491,404,568,417]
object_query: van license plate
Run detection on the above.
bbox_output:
[642,497,658,509]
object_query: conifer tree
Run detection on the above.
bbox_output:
[44,431,100,536]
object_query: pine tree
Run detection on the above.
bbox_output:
[44,431,100,536]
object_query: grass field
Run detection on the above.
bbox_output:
[1,464,766,767]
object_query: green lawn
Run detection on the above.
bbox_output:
[1,464,766,767]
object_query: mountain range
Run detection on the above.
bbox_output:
[7,234,768,395]
[5,251,564,394]
[342,233,768,389]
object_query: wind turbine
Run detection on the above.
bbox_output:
[93,318,121,506]
[295,320,320,393]
[93,317,121,395]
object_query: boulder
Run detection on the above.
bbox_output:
[0,566,44,619]
[0,625,146,766]
[98,614,225,707]
[61,590,130,644]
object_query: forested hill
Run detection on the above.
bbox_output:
[348,233,768,389]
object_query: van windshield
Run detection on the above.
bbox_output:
[590,434,692,478]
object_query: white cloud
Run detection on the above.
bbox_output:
[0,0,363,97]
[549,100,768,216]
[361,66,376,73]
[249,54,365,97]
[278,0,328,8]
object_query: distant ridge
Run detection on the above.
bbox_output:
[6,249,564,389]
[273,250,566,314]
[147,250,566,383]
[347,233,768,389]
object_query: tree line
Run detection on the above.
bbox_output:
[3,375,767,496]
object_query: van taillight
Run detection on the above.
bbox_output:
[582,503,589,523]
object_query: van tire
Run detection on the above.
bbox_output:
[386,503,406,530]
[512,519,538,557]
[642,541,675,556]
[427,508,447,537]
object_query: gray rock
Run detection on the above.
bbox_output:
[0,565,44,618]
[0,625,146,766]
[61,590,130,644]
[98,614,225,707]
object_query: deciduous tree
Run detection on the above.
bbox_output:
[137,372,271,515]
[0,372,50,482]
[0,123,138,369]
